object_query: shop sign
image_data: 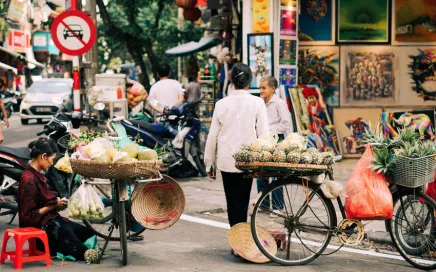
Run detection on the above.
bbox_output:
[7,29,30,53]
[33,31,49,52]
[7,0,28,22]
[48,35,60,55]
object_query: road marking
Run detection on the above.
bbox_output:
[180,214,429,264]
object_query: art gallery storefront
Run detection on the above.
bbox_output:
[242,0,436,158]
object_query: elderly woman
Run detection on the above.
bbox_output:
[204,63,270,256]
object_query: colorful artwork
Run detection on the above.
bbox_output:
[299,0,335,45]
[334,108,382,157]
[341,46,398,106]
[338,0,389,43]
[252,0,270,33]
[381,110,436,140]
[247,33,274,89]
[298,46,339,106]
[289,85,342,157]
[280,10,297,37]
[280,0,297,7]
[279,68,297,86]
[394,0,436,44]
[279,40,297,65]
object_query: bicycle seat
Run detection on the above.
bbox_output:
[0,146,31,160]
[129,120,174,139]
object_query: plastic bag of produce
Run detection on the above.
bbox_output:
[425,171,436,201]
[67,183,105,220]
[54,153,73,173]
[344,145,393,220]
[321,180,344,199]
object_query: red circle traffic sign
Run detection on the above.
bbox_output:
[51,10,96,56]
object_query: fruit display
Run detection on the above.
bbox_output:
[68,130,105,150]
[84,249,99,264]
[68,183,105,220]
[232,133,335,166]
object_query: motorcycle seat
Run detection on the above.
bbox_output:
[129,120,173,138]
[0,146,31,161]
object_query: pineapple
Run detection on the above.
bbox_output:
[240,144,250,151]
[251,151,262,162]
[287,151,301,164]
[232,150,252,162]
[288,142,300,152]
[322,152,335,165]
[299,153,313,164]
[311,152,324,165]
[306,147,319,154]
[84,249,99,264]
[272,150,287,163]
[260,151,273,162]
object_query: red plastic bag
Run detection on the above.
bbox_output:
[425,171,436,201]
[344,145,393,220]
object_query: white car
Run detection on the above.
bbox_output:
[20,78,73,125]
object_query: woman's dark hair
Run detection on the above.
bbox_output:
[28,138,58,159]
[231,63,253,89]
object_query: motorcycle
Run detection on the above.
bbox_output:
[0,111,99,223]
[115,100,207,178]
[0,88,19,120]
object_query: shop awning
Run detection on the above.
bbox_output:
[165,37,221,57]
[0,46,45,69]
[0,62,17,74]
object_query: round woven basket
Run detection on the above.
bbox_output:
[228,223,277,263]
[70,159,162,180]
[131,175,185,230]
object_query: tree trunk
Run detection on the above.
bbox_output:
[126,39,151,90]
[143,39,160,82]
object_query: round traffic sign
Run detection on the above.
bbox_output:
[51,10,97,56]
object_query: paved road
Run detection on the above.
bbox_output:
[0,115,423,271]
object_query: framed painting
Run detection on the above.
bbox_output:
[247,33,274,89]
[279,67,297,86]
[398,47,436,105]
[334,108,382,158]
[252,0,270,33]
[298,46,340,106]
[381,110,436,140]
[340,46,399,107]
[393,0,436,45]
[280,9,297,37]
[337,0,390,43]
[289,85,342,157]
[279,39,297,65]
[299,0,335,45]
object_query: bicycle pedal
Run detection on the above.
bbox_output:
[128,235,144,242]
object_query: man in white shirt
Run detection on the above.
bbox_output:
[147,64,184,114]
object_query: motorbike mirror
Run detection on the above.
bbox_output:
[93,102,105,111]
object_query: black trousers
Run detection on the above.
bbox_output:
[38,216,95,260]
[221,171,253,227]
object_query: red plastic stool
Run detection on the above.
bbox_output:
[0,227,51,270]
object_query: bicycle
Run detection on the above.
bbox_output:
[249,170,436,271]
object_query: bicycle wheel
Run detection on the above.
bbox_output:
[70,178,145,241]
[251,178,337,266]
[387,188,436,271]
[118,200,128,265]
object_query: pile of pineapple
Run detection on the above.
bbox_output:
[233,143,334,166]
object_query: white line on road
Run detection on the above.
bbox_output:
[180,214,427,264]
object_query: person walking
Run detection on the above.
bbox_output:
[256,76,292,217]
[204,63,270,256]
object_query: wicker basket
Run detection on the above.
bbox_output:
[394,155,436,188]
[70,159,162,180]
[228,223,277,263]
[235,162,328,174]
[131,175,185,230]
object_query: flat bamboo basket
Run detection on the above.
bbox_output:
[235,162,328,174]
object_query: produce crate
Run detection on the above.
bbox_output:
[235,162,328,174]
[394,155,436,188]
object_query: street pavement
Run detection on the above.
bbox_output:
[0,115,422,271]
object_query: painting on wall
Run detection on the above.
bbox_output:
[340,46,399,106]
[393,0,436,44]
[279,39,297,65]
[279,68,297,86]
[289,85,342,157]
[398,47,436,105]
[252,0,270,33]
[280,0,297,7]
[280,10,297,37]
[381,110,436,140]
[298,46,340,106]
[334,108,382,157]
[299,0,335,45]
[337,0,389,43]
[247,33,274,89]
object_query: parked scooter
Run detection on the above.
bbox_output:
[115,100,207,177]
[0,88,19,120]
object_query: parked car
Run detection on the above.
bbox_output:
[20,78,73,125]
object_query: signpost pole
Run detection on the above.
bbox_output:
[71,0,80,112]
